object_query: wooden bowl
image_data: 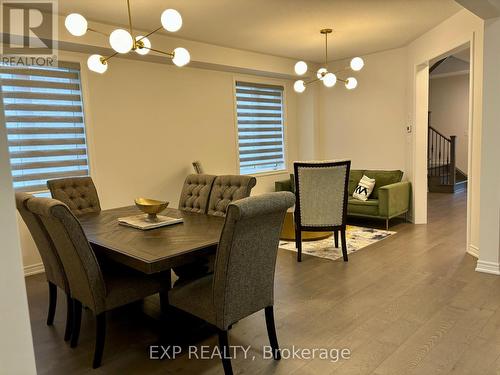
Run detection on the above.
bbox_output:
[134,198,169,222]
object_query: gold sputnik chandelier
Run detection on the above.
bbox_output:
[293,29,364,93]
[64,0,190,73]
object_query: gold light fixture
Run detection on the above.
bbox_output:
[294,29,364,93]
[64,0,190,74]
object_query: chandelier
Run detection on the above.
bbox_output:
[293,29,364,93]
[64,0,190,74]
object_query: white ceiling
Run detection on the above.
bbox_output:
[59,0,462,63]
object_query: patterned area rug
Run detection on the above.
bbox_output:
[279,226,396,261]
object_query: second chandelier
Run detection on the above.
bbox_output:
[294,29,364,93]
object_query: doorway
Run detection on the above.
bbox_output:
[427,48,470,195]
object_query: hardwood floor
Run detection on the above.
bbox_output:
[25,191,500,375]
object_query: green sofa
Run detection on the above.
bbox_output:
[275,169,411,229]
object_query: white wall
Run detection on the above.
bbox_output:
[320,47,408,171]
[477,17,500,275]
[429,73,470,172]
[18,49,300,271]
[0,100,37,373]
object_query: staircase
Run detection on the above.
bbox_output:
[428,121,467,193]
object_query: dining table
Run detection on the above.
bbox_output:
[79,206,226,275]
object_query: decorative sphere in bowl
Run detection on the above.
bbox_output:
[134,198,169,222]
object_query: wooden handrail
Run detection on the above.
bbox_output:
[429,125,451,142]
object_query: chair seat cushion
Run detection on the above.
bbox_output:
[168,274,215,325]
[348,198,379,216]
[103,265,169,313]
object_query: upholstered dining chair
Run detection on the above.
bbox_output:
[167,192,295,375]
[27,197,170,369]
[207,175,257,217]
[178,174,216,214]
[47,176,101,216]
[15,193,73,342]
[293,160,351,262]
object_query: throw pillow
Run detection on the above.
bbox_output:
[353,175,376,201]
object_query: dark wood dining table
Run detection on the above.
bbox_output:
[79,206,226,274]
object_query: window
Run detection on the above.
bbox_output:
[1,62,89,193]
[235,81,285,175]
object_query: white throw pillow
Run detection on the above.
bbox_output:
[353,175,376,201]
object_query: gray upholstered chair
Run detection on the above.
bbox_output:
[47,176,101,216]
[178,174,216,214]
[27,197,170,369]
[293,160,351,262]
[168,192,295,375]
[15,193,73,342]
[207,175,257,217]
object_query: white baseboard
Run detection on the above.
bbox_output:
[475,260,500,275]
[24,263,45,277]
[467,245,479,258]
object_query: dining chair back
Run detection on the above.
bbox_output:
[207,175,257,217]
[16,193,73,340]
[27,197,106,313]
[213,191,294,329]
[293,160,351,262]
[168,192,294,375]
[178,174,216,214]
[27,196,169,368]
[47,176,101,216]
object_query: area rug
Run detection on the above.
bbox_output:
[279,226,396,261]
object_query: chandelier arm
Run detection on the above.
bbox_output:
[141,46,174,58]
[136,26,163,43]
[305,77,321,85]
[102,51,119,63]
[87,27,109,37]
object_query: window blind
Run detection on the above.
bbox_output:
[235,81,285,175]
[1,62,89,193]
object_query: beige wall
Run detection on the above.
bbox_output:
[477,17,500,275]
[429,74,470,172]
[405,9,483,258]
[18,49,300,271]
[0,100,36,373]
[321,47,408,171]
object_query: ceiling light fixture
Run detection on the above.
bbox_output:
[65,0,190,74]
[294,29,364,93]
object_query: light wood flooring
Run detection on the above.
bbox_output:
[25,191,500,374]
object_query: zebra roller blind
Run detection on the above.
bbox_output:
[1,62,89,193]
[235,81,285,175]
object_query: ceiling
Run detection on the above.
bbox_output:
[59,0,462,63]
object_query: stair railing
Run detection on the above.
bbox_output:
[428,125,456,186]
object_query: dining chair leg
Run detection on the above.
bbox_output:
[217,329,233,375]
[70,300,82,348]
[64,294,73,341]
[46,282,57,326]
[334,229,339,248]
[295,229,302,262]
[92,313,106,369]
[341,228,348,262]
[264,306,281,360]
